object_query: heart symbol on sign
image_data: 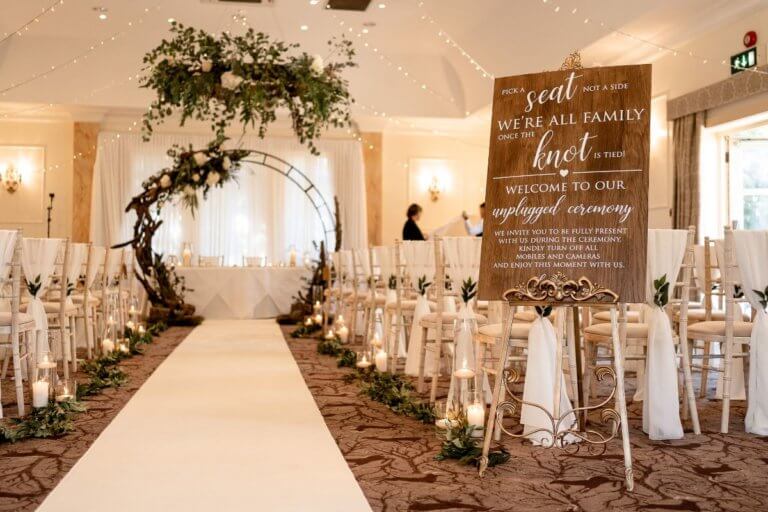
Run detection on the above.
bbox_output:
[559,169,569,177]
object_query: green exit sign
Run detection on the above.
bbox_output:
[731,47,757,74]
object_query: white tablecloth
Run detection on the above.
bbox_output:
[176,267,309,319]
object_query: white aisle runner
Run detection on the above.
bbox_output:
[39,320,371,512]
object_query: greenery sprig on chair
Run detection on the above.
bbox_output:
[460,277,477,304]
[754,286,768,310]
[417,275,432,295]
[653,274,670,308]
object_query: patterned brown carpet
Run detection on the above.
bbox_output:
[0,326,192,512]
[282,326,768,512]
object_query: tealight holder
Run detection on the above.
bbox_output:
[55,378,75,402]
[466,389,486,438]
[435,397,461,432]
[355,350,372,369]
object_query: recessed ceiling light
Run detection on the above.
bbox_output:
[378,3,386,8]
[309,0,320,4]
[300,24,309,31]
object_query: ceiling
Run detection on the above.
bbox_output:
[0,0,763,133]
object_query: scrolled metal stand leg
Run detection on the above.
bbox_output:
[478,305,514,477]
[610,305,634,491]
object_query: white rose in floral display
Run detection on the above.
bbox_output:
[222,156,232,171]
[242,53,254,65]
[159,174,172,189]
[193,152,209,166]
[206,171,221,186]
[310,55,324,75]
[200,58,213,72]
[161,54,176,65]
[184,185,196,196]
[192,173,201,183]
[220,71,244,90]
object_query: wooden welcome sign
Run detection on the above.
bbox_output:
[478,65,651,303]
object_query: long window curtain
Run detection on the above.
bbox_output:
[90,132,367,265]
[672,111,705,232]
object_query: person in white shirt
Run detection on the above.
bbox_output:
[462,202,484,237]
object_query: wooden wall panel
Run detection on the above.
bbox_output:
[362,132,382,246]
[72,122,100,242]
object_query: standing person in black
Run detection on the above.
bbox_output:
[402,203,428,241]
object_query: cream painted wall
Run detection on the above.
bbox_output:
[0,119,73,238]
[381,132,490,244]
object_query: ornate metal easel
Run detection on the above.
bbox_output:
[477,274,634,490]
[477,52,634,490]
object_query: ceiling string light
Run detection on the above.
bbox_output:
[413,1,494,81]
[0,0,66,47]
[330,13,462,114]
[540,0,768,77]
[0,3,164,96]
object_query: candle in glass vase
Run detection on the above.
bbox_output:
[337,324,349,343]
[371,331,382,348]
[304,317,313,327]
[138,324,146,335]
[453,359,475,379]
[374,350,388,372]
[55,380,74,402]
[126,320,135,331]
[102,338,115,354]
[325,329,335,340]
[182,244,192,266]
[119,342,130,354]
[467,402,485,438]
[32,380,49,408]
[38,352,57,370]
[356,353,371,369]
[313,313,322,324]
[289,247,297,267]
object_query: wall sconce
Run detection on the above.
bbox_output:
[2,164,21,193]
[428,175,441,202]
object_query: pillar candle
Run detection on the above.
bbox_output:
[32,380,49,408]
[375,350,388,372]
[102,338,115,354]
[467,403,485,438]
[337,325,349,343]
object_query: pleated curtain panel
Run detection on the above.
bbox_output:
[672,111,706,233]
[89,132,369,264]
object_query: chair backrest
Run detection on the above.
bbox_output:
[85,246,106,291]
[0,230,20,314]
[199,255,223,267]
[401,240,435,295]
[442,236,482,304]
[65,243,89,297]
[21,237,63,299]
[103,248,123,287]
[243,256,263,267]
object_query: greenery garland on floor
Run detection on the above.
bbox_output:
[344,368,437,424]
[0,322,165,444]
[309,335,511,468]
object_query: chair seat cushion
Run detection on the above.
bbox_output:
[584,322,649,339]
[385,299,435,311]
[0,311,36,328]
[478,322,531,340]
[514,310,538,322]
[21,301,78,315]
[675,309,747,322]
[592,310,641,324]
[70,293,101,306]
[687,321,753,338]
[419,312,487,327]
[364,296,387,306]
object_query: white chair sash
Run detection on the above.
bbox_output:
[104,248,123,282]
[521,315,577,445]
[65,243,89,307]
[641,229,687,440]
[21,238,62,356]
[85,246,107,289]
[733,230,768,435]
[403,241,436,376]
[0,230,18,313]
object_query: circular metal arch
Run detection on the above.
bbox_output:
[241,151,337,251]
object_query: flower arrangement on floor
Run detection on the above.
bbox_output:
[120,23,355,322]
[435,414,510,468]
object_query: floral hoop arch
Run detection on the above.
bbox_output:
[118,23,354,319]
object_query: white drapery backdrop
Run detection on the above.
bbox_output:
[90,132,368,264]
